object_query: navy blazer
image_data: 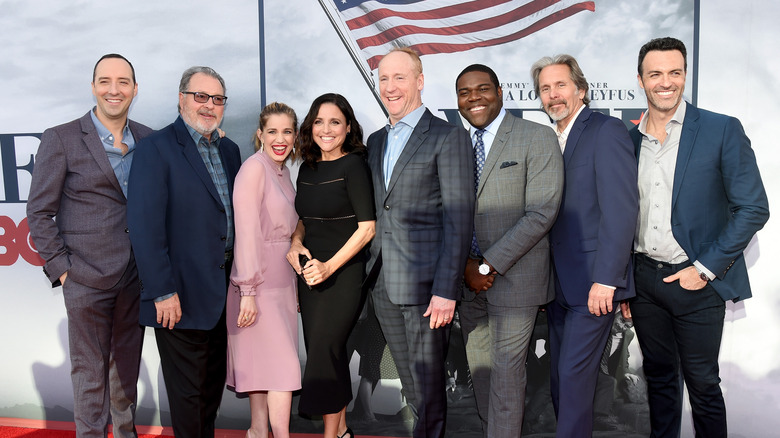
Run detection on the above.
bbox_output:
[630,103,769,302]
[550,106,639,306]
[127,117,241,330]
[366,109,475,304]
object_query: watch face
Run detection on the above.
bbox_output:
[479,264,490,275]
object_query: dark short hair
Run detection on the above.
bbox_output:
[93,53,136,84]
[299,93,366,167]
[530,54,590,106]
[455,64,500,90]
[638,37,687,75]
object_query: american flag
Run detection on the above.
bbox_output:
[332,0,596,70]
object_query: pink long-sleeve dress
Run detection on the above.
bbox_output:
[226,150,301,392]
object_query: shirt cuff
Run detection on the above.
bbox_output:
[154,292,177,302]
[596,283,616,290]
[693,260,716,281]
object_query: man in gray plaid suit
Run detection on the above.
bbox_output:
[366,48,475,438]
[456,64,563,438]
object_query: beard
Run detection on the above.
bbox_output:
[545,99,570,122]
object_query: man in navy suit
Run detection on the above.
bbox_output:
[624,37,769,438]
[127,66,241,438]
[366,48,474,438]
[531,54,639,438]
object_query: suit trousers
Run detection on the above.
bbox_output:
[62,260,143,438]
[631,253,726,438]
[459,293,538,438]
[547,295,615,438]
[372,270,450,438]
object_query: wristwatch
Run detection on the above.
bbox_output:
[478,259,491,275]
[695,267,709,282]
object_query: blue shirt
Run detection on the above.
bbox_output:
[383,105,426,189]
[184,121,234,250]
[89,108,135,197]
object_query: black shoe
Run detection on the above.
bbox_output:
[338,427,354,438]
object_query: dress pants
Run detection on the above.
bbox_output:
[372,271,450,438]
[459,292,538,438]
[547,294,615,438]
[62,260,143,438]
[631,254,726,438]
[154,257,231,438]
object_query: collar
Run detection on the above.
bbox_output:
[638,100,687,136]
[89,107,130,142]
[470,108,506,139]
[385,104,426,131]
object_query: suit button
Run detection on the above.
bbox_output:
[220,208,226,213]
[220,236,227,241]
[384,205,390,210]
[125,228,129,233]
[219,264,225,269]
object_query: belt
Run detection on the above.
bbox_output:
[634,252,690,271]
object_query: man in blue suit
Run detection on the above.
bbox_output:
[366,48,474,438]
[625,37,769,438]
[531,54,639,438]
[127,66,241,438]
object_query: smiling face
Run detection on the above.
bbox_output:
[378,50,424,125]
[91,57,137,123]
[312,103,349,161]
[259,113,296,166]
[457,71,503,130]
[638,49,686,116]
[179,73,225,136]
[537,63,585,130]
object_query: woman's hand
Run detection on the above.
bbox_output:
[301,258,333,286]
[237,295,257,328]
[286,242,312,274]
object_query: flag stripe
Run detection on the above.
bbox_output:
[352,0,564,49]
[333,0,596,70]
[363,3,593,68]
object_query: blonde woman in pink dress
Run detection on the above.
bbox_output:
[226,102,301,438]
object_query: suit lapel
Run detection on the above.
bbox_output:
[563,106,590,166]
[174,118,222,205]
[477,113,512,197]
[385,110,430,198]
[370,128,389,198]
[81,112,125,196]
[672,104,700,209]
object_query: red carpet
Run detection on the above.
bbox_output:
[0,418,327,438]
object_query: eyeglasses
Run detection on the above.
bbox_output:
[181,91,228,105]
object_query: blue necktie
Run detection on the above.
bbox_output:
[470,129,485,257]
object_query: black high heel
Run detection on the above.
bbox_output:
[338,427,354,438]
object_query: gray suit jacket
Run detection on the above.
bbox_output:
[27,111,153,289]
[463,113,563,307]
[366,108,475,305]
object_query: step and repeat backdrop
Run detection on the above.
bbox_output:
[1,1,777,436]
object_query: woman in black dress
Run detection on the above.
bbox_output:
[286,93,375,438]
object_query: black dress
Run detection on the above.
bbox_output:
[295,153,375,415]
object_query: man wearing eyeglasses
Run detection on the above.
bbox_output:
[27,53,152,438]
[127,66,241,437]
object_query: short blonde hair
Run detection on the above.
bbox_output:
[385,47,423,76]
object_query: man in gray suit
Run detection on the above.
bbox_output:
[456,64,563,438]
[27,54,152,438]
[366,48,474,438]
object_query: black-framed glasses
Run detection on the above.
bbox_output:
[181,91,228,105]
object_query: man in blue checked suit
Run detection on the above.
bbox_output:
[455,63,563,438]
[531,54,639,438]
[365,48,474,438]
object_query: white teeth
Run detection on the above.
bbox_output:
[470,106,485,112]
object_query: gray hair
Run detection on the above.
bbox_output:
[530,54,590,106]
[177,66,226,112]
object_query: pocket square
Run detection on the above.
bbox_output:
[500,161,518,169]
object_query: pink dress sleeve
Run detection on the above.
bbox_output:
[229,156,266,296]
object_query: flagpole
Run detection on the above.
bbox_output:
[317,0,388,117]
